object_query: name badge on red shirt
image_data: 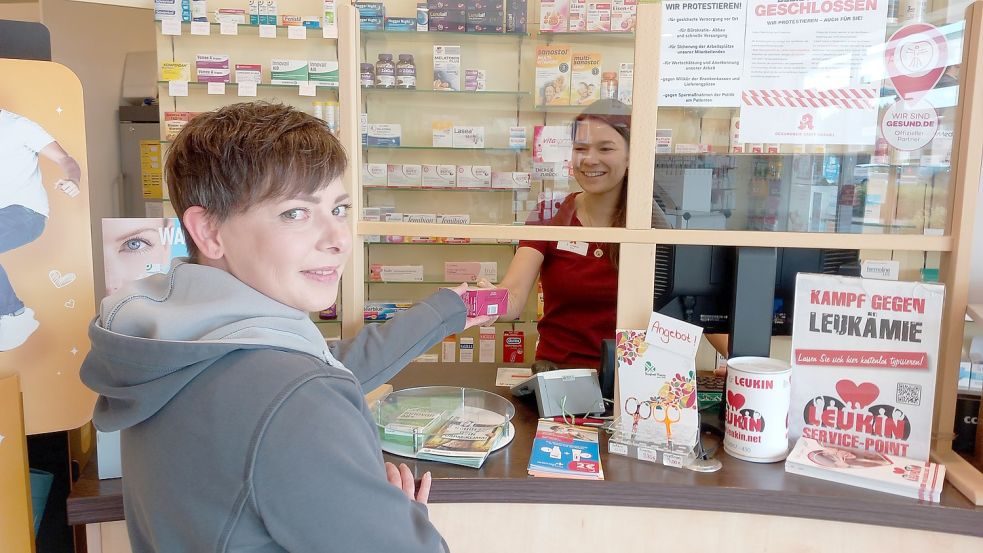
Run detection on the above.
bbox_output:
[556,241,589,256]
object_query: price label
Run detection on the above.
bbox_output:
[220,21,238,35]
[298,82,317,96]
[190,21,210,35]
[238,81,258,97]
[662,453,683,468]
[207,82,226,95]
[259,24,276,38]
[608,441,628,456]
[288,26,306,39]
[161,19,182,35]
[168,80,189,97]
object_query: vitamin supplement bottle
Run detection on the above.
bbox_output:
[375,54,396,88]
[360,63,375,87]
[601,72,618,100]
[324,100,340,134]
[312,101,324,120]
[396,54,416,89]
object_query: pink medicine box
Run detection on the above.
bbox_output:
[463,288,508,317]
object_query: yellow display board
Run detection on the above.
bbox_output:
[0,58,96,434]
[0,374,35,552]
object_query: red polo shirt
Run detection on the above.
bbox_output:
[519,193,618,369]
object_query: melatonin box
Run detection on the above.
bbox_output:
[433,45,462,90]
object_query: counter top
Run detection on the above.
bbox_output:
[68,363,983,537]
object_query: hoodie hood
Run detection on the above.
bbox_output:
[81,261,347,432]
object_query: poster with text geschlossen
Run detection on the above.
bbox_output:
[102,218,188,297]
[0,58,96,434]
[789,273,944,462]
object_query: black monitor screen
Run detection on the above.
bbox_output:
[654,245,859,336]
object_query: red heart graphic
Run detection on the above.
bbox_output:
[727,390,745,410]
[835,379,880,409]
[893,467,905,474]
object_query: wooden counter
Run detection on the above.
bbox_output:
[69,363,983,550]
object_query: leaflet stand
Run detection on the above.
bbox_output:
[606,416,723,472]
[607,415,699,468]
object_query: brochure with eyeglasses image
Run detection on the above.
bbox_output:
[527,419,603,480]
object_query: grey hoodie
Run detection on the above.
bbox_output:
[81,262,466,553]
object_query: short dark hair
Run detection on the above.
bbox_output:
[165,102,347,260]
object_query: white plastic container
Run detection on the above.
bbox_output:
[723,356,792,463]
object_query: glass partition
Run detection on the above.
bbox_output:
[653,4,965,234]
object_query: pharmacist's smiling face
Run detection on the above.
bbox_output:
[215,178,352,312]
[572,119,628,197]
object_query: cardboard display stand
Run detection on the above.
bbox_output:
[0,57,96,551]
[0,374,35,552]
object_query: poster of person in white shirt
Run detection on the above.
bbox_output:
[0,58,97,439]
[0,109,82,350]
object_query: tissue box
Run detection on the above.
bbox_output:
[463,288,508,317]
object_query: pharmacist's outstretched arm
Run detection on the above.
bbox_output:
[483,246,545,321]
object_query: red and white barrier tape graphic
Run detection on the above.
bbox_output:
[742,88,877,109]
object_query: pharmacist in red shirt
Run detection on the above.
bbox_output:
[488,99,668,369]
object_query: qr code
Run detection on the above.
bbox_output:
[896,382,922,406]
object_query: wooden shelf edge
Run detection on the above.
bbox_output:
[933,447,983,506]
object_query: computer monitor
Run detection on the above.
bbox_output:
[654,245,860,356]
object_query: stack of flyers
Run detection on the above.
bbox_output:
[527,419,603,479]
[785,437,946,502]
[416,409,506,468]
